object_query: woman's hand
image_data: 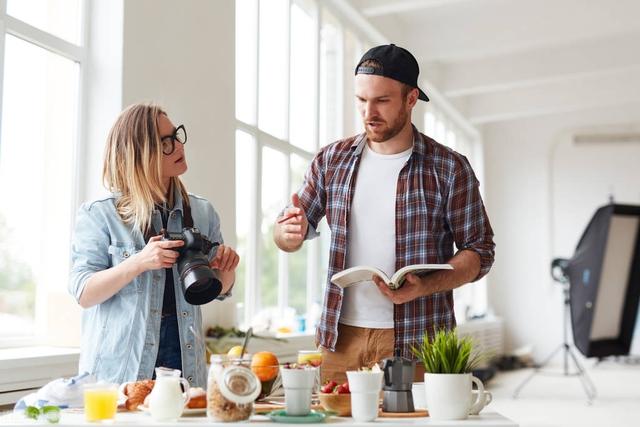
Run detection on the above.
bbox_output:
[209,245,240,272]
[133,235,184,273]
[210,245,239,296]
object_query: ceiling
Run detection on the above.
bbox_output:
[346,0,640,127]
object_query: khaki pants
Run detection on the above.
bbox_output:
[320,323,425,385]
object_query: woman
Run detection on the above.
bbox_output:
[69,103,238,387]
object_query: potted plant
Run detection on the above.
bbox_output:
[411,328,489,419]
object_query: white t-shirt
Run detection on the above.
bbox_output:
[339,143,413,329]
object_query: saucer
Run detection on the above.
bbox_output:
[267,409,327,423]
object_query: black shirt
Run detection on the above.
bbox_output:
[157,206,177,317]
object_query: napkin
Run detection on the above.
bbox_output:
[14,372,96,411]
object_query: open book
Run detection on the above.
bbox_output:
[330,264,453,290]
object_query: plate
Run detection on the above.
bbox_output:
[138,405,206,416]
[267,409,327,423]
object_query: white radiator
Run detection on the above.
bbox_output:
[457,317,504,367]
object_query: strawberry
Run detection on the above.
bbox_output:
[335,384,350,394]
[320,380,337,394]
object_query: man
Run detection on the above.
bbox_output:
[274,44,495,383]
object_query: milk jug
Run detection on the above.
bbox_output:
[148,367,191,421]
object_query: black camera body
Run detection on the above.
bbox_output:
[164,227,222,305]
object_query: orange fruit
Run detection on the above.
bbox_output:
[250,351,279,381]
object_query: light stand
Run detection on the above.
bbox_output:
[513,259,597,404]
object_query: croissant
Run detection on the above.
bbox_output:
[124,380,155,411]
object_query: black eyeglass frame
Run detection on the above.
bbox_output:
[161,124,187,155]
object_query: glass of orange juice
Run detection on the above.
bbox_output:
[83,383,118,422]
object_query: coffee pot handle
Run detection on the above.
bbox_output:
[382,359,393,387]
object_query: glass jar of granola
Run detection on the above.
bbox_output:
[207,355,260,422]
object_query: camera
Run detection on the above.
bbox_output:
[164,227,222,305]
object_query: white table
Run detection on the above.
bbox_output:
[0,410,518,426]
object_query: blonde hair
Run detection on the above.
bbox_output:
[102,103,188,234]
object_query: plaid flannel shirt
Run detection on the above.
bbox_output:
[297,126,495,358]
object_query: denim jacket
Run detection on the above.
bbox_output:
[69,191,223,387]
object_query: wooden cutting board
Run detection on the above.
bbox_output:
[378,409,429,418]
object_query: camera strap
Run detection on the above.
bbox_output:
[146,201,194,241]
[183,202,194,228]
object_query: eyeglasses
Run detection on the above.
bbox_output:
[160,124,187,155]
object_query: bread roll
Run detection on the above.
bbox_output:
[186,387,206,409]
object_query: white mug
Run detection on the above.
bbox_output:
[281,367,316,416]
[346,371,383,422]
[470,389,492,415]
[411,382,426,409]
[424,373,486,420]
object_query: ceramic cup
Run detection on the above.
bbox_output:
[469,389,492,415]
[281,367,317,416]
[411,382,426,410]
[346,370,384,422]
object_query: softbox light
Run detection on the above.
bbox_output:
[565,203,640,358]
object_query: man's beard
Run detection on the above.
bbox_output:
[364,106,410,143]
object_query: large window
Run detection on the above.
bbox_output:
[424,107,488,321]
[0,1,86,346]
[235,0,367,334]
[235,0,486,332]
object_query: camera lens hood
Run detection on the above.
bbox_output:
[181,262,223,305]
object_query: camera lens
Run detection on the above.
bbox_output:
[178,252,222,305]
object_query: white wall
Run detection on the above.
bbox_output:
[483,105,640,360]
[120,0,237,328]
[552,127,640,256]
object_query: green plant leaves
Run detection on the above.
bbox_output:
[410,328,481,374]
[24,405,60,423]
[25,406,40,420]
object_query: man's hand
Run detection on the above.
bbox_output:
[373,251,482,304]
[274,193,308,252]
[373,273,425,305]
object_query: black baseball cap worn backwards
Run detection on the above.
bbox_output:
[355,44,429,102]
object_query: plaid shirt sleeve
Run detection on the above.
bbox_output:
[445,154,495,280]
[297,149,327,239]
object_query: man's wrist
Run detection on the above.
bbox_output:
[418,275,436,298]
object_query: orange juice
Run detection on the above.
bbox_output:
[84,386,118,422]
[297,350,322,367]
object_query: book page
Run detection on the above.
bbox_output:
[330,266,389,288]
[390,264,453,289]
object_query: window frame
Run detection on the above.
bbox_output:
[236,0,364,331]
[0,0,89,348]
